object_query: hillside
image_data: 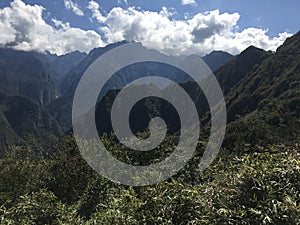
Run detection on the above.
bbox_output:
[0,31,299,225]
[0,92,63,155]
[0,48,57,106]
[89,45,272,138]
[36,51,87,87]
[223,31,300,149]
[0,48,90,151]
[48,42,234,132]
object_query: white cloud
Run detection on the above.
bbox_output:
[88,0,106,23]
[0,0,104,55]
[181,0,197,6]
[159,7,176,18]
[118,0,128,4]
[0,0,292,56]
[64,0,84,16]
[87,4,292,56]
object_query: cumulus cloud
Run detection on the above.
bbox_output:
[190,10,240,43]
[182,0,197,6]
[0,0,104,55]
[87,3,292,56]
[88,0,106,23]
[0,0,292,56]
[64,0,84,16]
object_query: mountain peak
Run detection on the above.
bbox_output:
[237,46,271,66]
[89,40,129,55]
[276,30,300,54]
[214,45,271,96]
[202,50,234,72]
[241,45,266,55]
[205,50,233,56]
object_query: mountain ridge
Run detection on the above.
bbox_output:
[0,31,299,150]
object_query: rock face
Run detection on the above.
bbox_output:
[0,91,62,155]
[37,50,87,88]
[0,47,90,151]
[0,48,57,106]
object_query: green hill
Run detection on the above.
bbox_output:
[224,31,300,149]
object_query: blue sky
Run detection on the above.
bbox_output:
[0,0,299,55]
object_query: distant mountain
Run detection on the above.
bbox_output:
[38,51,87,87]
[59,41,129,95]
[0,48,83,152]
[0,48,87,101]
[1,32,299,151]
[202,51,234,72]
[56,42,233,98]
[88,46,269,137]
[0,91,62,155]
[48,41,129,131]
[88,33,300,146]
[0,48,57,105]
[48,42,234,132]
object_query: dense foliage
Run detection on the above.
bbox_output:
[0,27,300,225]
[0,135,299,224]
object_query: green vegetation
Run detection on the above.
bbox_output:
[0,135,299,224]
[0,29,299,225]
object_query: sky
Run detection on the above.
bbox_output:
[0,0,299,56]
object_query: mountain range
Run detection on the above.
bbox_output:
[0,32,299,154]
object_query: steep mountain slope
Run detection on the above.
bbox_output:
[184,45,272,120]
[0,91,62,155]
[48,42,235,132]
[90,33,300,147]
[85,46,269,137]
[0,48,57,105]
[215,46,272,95]
[0,110,20,155]
[59,41,129,95]
[38,51,87,87]
[223,31,300,148]
[47,41,129,131]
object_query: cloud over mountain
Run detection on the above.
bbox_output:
[0,0,103,55]
[0,0,292,56]
[89,2,291,55]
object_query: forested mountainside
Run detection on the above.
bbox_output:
[48,42,233,132]
[0,91,62,156]
[0,41,235,149]
[224,32,300,148]
[0,32,299,224]
[90,44,274,141]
